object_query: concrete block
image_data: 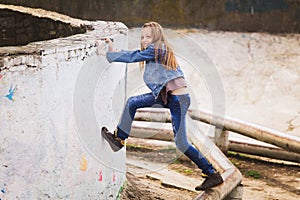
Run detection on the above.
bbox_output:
[0,20,127,199]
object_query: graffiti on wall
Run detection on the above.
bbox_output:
[3,84,17,101]
[0,75,17,102]
[0,184,6,200]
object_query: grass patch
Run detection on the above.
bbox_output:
[183,169,193,175]
[245,170,261,179]
[173,158,181,164]
[175,168,194,175]
[126,143,153,152]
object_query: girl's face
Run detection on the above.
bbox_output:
[141,27,153,49]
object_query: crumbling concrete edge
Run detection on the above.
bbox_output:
[0,3,127,72]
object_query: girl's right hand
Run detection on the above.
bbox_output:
[103,37,113,44]
[95,40,106,56]
[95,38,113,47]
[102,37,114,52]
[95,38,114,55]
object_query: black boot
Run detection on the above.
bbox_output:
[101,127,124,152]
[195,172,223,191]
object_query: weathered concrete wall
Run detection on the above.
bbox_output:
[0,0,299,33]
[0,6,127,199]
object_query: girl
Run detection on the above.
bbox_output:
[99,22,223,190]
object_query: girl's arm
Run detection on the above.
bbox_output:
[97,38,155,63]
[106,44,155,63]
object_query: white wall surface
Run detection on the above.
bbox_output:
[0,21,127,200]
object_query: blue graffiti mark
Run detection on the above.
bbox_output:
[226,0,288,13]
[3,84,17,101]
[0,184,6,200]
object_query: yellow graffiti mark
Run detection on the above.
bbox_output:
[80,155,87,171]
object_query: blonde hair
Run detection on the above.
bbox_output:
[139,22,178,70]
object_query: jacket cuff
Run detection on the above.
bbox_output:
[106,52,114,63]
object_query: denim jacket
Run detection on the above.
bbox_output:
[106,44,184,98]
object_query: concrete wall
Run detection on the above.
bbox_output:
[0,0,299,33]
[0,6,127,200]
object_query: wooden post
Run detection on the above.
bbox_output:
[215,128,229,154]
[224,184,243,200]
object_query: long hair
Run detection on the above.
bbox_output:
[139,22,178,70]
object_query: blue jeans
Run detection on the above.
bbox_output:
[116,92,215,175]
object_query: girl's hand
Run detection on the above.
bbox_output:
[95,40,105,56]
[95,38,114,55]
[103,37,113,44]
[102,37,114,52]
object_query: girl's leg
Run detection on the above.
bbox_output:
[117,93,164,140]
[168,94,215,176]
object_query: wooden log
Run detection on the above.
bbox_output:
[131,121,300,163]
[186,115,243,200]
[215,129,229,154]
[135,108,300,154]
[188,109,300,154]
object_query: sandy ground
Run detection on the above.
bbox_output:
[120,28,300,199]
[120,139,300,200]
